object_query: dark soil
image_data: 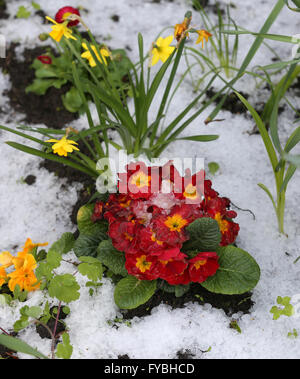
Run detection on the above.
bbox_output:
[205,87,249,115]
[36,306,68,340]
[121,283,254,320]
[118,354,130,359]
[0,43,78,128]
[0,0,8,19]
[24,175,36,185]
[176,349,196,359]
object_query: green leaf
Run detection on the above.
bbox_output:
[78,257,103,282]
[48,274,80,303]
[5,141,98,178]
[31,1,41,10]
[62,87,83,113]
[270,296,294,320]
[183,217,221,252]
[56,333,73,359]
[208,162,220,175]
[176,135,219,142]
[13,317,29,332]
[26,78,59,95]
[74,230,108,258]
[0,334,47,359]
[175,284,190,298]
[24,306,43,319]
[16,6,31,19]
[201,245,261,295]
[35,261,54,281]
[46,249,62,270]
[0,294,12,306]
[97,240,127,277]
[49,233,75,256]
[114,276,157,309]
[77,204,108,235]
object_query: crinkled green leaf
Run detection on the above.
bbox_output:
[74,231,108,258]
[49,233,75,256]
[114,276,157,309]
[78,260,103,282]
[201,245,261,295]
[183,217,221,252]
[97,240,127,277]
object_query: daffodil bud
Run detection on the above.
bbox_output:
[38,33,49,41]
[184,11,192,19]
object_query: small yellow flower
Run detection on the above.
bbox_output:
[196,29,212,48]
[22,238,48,255]
[151,35,175,66]
[0,251,14,269]
[0,266,7,287]
[46,136,80,157]
[7,254,40,292]
[46,16,77,42]
[8,254,40,293]
[81,43,111,67]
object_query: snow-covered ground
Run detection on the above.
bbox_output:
[0,0,300,359]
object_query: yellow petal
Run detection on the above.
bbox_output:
[0,251,14,268]
[161,35,174,47]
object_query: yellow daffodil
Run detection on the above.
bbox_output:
[0,251,14,269]
[46,136,80,157]
[196,29,212,48]
[8,254,40,292]
[81,43,110,67]
[0,266,7,287]
[151,35,175,66]
[45,16,77,42]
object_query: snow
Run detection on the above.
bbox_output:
[0,0,300,359]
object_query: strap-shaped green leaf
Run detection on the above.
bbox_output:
[0,334,48,359]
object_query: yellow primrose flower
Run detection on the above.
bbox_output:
[0,251,14,269]
[151,35,175,66]
[81,43,110,67]
[46,16,77,42]
[196,29,212,48]
[0,266,7,287]
[46,136,80,157]
[8,254,40,293]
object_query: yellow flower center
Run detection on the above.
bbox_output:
[151,232,164,246]
[130,172,150,188]
[62,12,72,20]
[193,259,207,270]
[183,183,198,200]
[136,255,152,273]
[164,214,188,232]
[214,212,229,233]
[124,232,133,242]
